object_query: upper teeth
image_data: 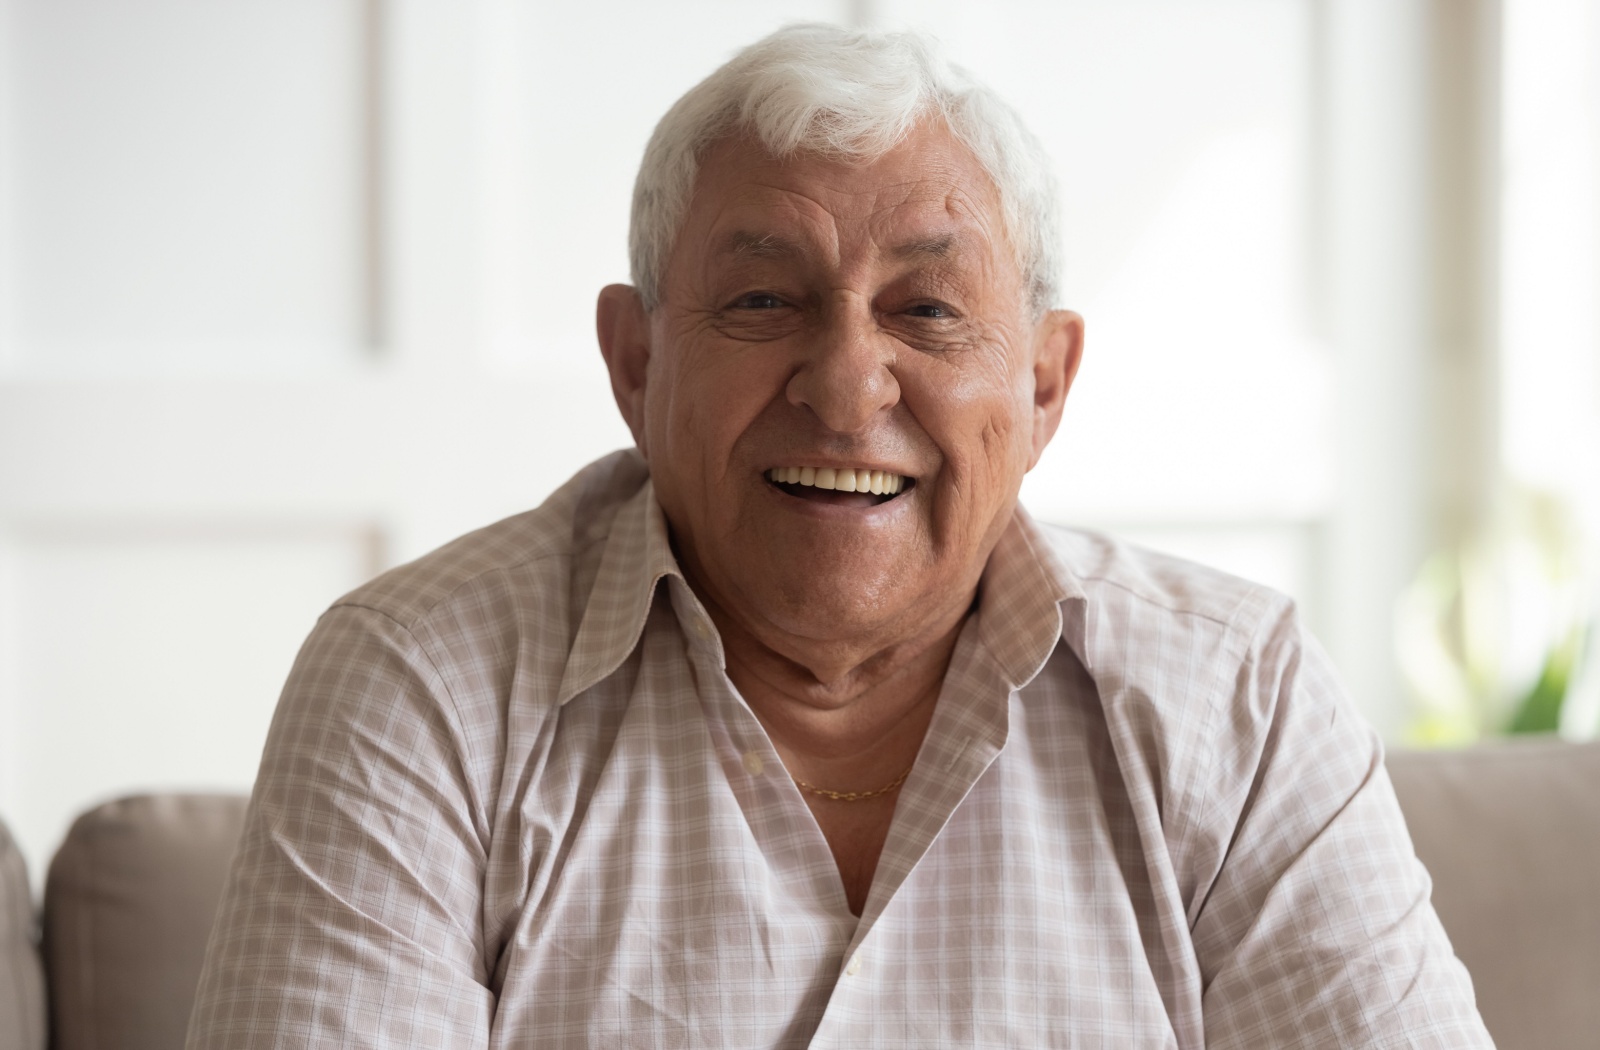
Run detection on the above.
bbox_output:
[766,466,907,495]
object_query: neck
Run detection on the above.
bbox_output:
[699,588,973,789]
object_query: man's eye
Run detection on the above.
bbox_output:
[907,302,951,319]
[732,292,785,310]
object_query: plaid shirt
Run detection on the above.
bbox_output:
[189,449,1492,1048]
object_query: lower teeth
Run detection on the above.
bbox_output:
[774,480,901,501]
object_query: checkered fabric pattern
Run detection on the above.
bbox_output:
[187,449,1492,1048]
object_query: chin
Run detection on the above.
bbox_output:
[758,568,918,644]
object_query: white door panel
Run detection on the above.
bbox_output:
[8,0,366,373]
[1,525,374,879]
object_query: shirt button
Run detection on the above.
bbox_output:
[845,954,862,977]
[742,751,765,776]
[692,620,711,641]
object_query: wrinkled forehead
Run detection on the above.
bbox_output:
[674,126,1016,278]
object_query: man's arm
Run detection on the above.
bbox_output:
[187,604,493,1048]
[1191,603,1495,1048]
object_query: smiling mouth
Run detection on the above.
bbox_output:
[765,466,912,506]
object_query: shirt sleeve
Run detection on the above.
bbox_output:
[1191,600,1496,1049]
[187,604,494,1048]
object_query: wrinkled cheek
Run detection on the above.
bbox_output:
[979,414,1020,465]
[640,370,676,464]
[963,397,1028,486]
[645,372,695,464]
[933,418,1029,548]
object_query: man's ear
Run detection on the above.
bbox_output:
[596,284,653,456]
[1027,309,1085,470]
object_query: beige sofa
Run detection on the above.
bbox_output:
[0,795,247,1050]
[3,738,1597,1049]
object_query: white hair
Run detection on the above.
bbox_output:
[628,23,1062,316]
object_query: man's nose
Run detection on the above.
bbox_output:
[784,303,900,434]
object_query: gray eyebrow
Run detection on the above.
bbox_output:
[720,230,962,261]
[892,235,957,259]
[724,231,805,257]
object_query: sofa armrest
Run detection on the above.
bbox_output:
[1388,737,1600,1050]
[43,793,247,1050]
[0,815,45,1050]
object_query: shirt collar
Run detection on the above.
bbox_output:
[555,454,683,705]
[972,503,1086,691]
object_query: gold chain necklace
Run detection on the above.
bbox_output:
[792,763,914,802]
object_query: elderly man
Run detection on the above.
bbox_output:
[189,24,1492,1049]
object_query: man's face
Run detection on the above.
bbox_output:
[602,123,1082,667]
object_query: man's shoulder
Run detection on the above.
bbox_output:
[1034,521,1293,637]
[329,449,651,633]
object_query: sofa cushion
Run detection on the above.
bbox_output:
[1388,736,1600,1050]
[43,794,247,1050]
[0,815,45,1050]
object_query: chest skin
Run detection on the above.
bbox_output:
[801,791,901,915]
